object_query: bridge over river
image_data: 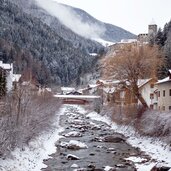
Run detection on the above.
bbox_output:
[55,95,101,105]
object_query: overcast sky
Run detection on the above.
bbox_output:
[53,0,171,35]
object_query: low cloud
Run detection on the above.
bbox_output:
[35,0,105,39]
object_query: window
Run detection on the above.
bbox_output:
[163,90,165,97]
[170,89,171,96]
[169,106,171,111]
[150,84,154,88]
[159,106,160,110]
[150,105,153,109]
[158,91,160,97]
[162,106,165,111]
[150,93,154,99]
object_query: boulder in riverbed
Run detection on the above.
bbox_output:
[67,154,80,160]
[150,164,170,171]
[103,135,126,143]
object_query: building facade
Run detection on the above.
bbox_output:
[0,61,21,94]
[138,78,157,109]
[137,23,157,43]
[156,70,171,111]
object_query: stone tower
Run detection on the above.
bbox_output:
[148,20,157,43]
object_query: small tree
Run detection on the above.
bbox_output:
[0,68,7,97]
[103,43,163,109]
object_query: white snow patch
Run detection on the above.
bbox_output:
[0,106,66,171]
[71,163,79,168]
[89,53,98,56]
[63,131,82,137]
[125,156,155,171]
[66,154,80,160]
[68,140,88,149]
[93,38,115,47]
[87,111,111,125]
[104,166,115,171]
[126,156,147,163]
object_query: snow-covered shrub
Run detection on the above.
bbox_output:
[140,110,171,141]
[0,86,61,158]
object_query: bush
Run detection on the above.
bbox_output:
[0,86,61,158]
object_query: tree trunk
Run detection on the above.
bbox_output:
[132,83,148,109]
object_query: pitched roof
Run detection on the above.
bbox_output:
[156,77,171,84]
[138,78,152,88]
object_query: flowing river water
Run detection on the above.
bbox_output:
[41,105,152,171]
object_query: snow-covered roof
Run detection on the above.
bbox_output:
[169,69,171,74]
[156,77,171,84]
[121,39,137,43]
[61,87,75,92]
[88,84,98,88]
[12,74,21,82]
[97,79,120,85]
[0,62,12,70]
[138,79,152,88]
[103,87,116,94]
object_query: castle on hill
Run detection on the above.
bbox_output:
[137,20,157,43]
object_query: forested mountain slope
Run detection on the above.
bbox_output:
[0,0,103,85]
[155,20,171,78]
[9,0,105,54]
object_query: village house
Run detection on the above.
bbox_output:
[138,78,157,109]
[101,78,158,109]
[156,70,171,111]
[0,61,21,95]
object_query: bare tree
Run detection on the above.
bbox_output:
[0,85,62,157]
[103,43,163,108]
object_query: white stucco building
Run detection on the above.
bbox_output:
[138,78,157,109]
[0,61,21,92]
[156,70,171,111]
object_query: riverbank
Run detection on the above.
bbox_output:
[0,105,171,171]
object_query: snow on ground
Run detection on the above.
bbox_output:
[104,166,115,171]
[93,38,115,47]
[68,140,88,149]
[1,105,170,171]
[87,111,171,171]
[0,106,66,171]
[89,53,98,56]
[60,140,88,149]
[63,131,82,137]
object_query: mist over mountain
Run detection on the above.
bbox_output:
[35,0,136,43]
[10,0,104,54]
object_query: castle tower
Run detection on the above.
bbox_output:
[148,19,157,43]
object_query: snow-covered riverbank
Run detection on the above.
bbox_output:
[87,111,171,171]
[0,107,66,171]
[0,105,170,171]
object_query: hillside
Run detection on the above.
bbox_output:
[0,0,136,86]
[0,0,104,85]
[69,5,136,42]
[9,0,105,54]
[155,20,171,78]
